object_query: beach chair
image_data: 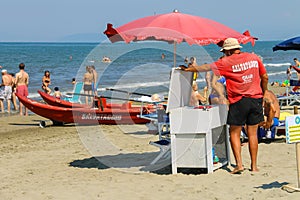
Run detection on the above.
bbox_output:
[148,108,171,165]
[136,97,171,164]
[278,79,300,107]
[63,82,83,103]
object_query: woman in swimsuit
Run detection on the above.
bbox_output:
[42,70,51,94]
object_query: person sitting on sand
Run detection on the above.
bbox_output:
[53,87,62,99]
[258,90,280,138]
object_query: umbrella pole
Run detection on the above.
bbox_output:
[173,41,177,68]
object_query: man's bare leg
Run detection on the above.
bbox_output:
[229,125,244,174]
[0,100,4,113]
[19,102,23,115]
[7,100,11,113]
[246,124,259,172]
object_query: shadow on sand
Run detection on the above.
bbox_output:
[254,181,289,190]
[69,151,220,175]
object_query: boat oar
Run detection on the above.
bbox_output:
[66,92,154,103]
[102,88,152,97]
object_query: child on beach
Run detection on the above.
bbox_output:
[53,87,62,99]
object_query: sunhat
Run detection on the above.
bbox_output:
[1,69,7,73]
[220,38,242,52]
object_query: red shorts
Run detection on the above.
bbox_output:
[16,85,28,97]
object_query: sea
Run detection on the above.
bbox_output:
[0,41,298,102]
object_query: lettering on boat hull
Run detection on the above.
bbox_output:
[81,113,122,121]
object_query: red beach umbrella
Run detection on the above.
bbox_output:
[104,10,256,66]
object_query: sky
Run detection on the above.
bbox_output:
[1,0,300,42]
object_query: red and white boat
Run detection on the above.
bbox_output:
[16,93,151,125]
[38,90,127,109]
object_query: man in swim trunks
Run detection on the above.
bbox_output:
[0,69,13,113]
[83,66,94,105]
[15,63,29,116]
[90,65,98,95]
[181,38,269,174]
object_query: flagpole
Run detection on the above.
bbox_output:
[173,41,177,68]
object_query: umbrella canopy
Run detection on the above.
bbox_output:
[273,36,300,51]
[104,10,255,45]
[104,10,256,66]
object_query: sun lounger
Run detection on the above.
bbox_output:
[278,79,300,107]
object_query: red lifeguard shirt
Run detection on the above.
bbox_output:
[210,52,267,104]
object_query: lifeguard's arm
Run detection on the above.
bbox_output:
[181,63,211,72]
[260,73,269,94]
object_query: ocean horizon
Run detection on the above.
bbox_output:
[0,41,299,101]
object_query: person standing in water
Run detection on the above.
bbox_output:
[15,63,29,116]
[83,66,94,105]
[0,69,13,113]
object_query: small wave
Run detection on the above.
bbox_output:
[101,77,207,91]
[107,81,170,90]
[264,63,291,67]
[268,71,286,76]
[28,93,41,99]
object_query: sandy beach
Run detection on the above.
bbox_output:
[1,85,300,200]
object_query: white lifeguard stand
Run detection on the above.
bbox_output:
[167,68,230,174]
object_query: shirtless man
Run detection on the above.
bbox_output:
[90,65,98,95]
[15,63,29,116]
[83,66,94,105]
[259,90,280,130]
[0,69,13,113]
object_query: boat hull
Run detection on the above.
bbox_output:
[38,90,129,110]
[16,93,150,125]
